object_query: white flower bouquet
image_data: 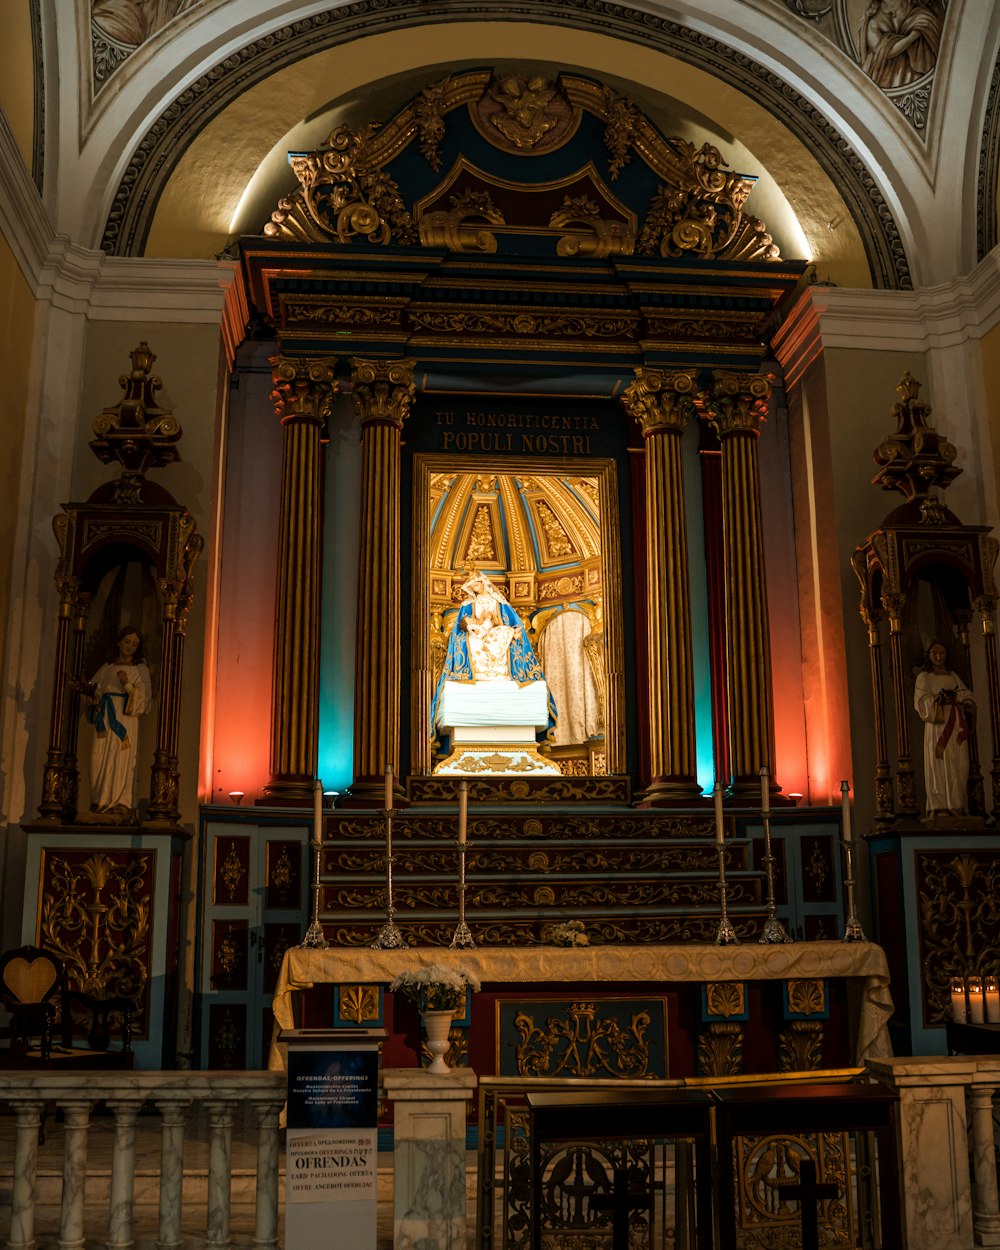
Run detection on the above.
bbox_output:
[390,964,481,1013]
[544,919,590,947]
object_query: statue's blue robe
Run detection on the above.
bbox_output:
[430,601,557,737]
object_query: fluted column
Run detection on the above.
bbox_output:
[700,373,776,799]
[347,358,416,805]
[620,368,701,803]
[263,357,337,803]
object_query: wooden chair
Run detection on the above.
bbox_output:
[0,944,134,1067]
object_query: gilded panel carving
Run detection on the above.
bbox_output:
[786,979,827,1016]
[38,847,155,1036]
[498,998,665,1078]
[778,1021,825,1072]
[337,984,381,1025]
[705,981,746,1018]
[914,850,1000,1026]
[214,835,250,905]
[733,1131,852,1250]
[697,1021,743,1077]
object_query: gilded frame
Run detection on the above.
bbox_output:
[410,453,625,778]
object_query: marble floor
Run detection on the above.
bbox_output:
[0,1106,482,1249]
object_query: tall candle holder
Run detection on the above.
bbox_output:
[371,806,407,950]
[839,780,867,942]
[713,781,739,946]
[758,768,792,944]
[299,779,329,949]
[450,780,475,948]
[450,842,475,949]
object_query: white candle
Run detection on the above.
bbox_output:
[969,976,985,1023]
[760,766,769,816]
[458,780,468,846]
[986,977,1000,1023]
[951,978,967,1023]
[840,780,852,844]
[313,778,323,843]
[385,766,394,812]
[714,782,724,845]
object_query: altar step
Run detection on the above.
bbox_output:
[319,808,769,945]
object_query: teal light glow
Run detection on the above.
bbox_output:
[318,402,360,792]
[683,428,716,795]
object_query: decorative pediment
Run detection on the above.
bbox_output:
[264,70,779,263]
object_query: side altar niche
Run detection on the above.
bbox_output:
[432,570,559,776]
[21,343,199,1067]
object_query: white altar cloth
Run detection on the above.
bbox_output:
[436,678,550,731]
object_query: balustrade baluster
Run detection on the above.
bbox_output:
[106,1099,142,1250]
[251,1098,283,1250]
[970,1084,1000,1244]
[58,1100,94,1250]
[155,1099,189,1250]
[9,1099,45,1250]
[205,1099,236,1250]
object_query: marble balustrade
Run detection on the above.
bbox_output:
[867,1056,1000,1250]
[0,1071,286,1250]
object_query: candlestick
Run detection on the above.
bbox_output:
[371,795,406,949]
[458,780,468,847]
[969,975,985,1023]
[713,781,738,945]
[840,781,852,844]
[950,977,968,1023]
[758,766,792,945]
[299,778,329,949]
[986,976,1000,1023]
[714,781,724,846]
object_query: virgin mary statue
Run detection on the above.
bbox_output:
[431,571,557,771]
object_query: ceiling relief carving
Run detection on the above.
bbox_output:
[264,70,780,263]
[90,0,206,88]
[98,4,910,288]
[783,0,947,133]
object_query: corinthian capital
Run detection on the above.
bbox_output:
[699,372,771,438]
[620,368,697,437]
[350,358,416,429]
[269,356,337,425]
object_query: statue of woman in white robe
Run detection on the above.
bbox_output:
[75,626,152,820]
[914,639,975,818]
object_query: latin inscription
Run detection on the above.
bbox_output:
[435,409,599,456]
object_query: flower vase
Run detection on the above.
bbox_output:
[422,1008,455,1074]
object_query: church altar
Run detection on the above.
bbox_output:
[269,941,893,1075]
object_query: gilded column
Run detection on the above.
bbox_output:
[976,594,1000,813]
[861,605,895,826]
[620,368,701,803]
[701,372,775,799]
[883,591,918,818]
[263,357,336,803]
[348,358,416,805]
